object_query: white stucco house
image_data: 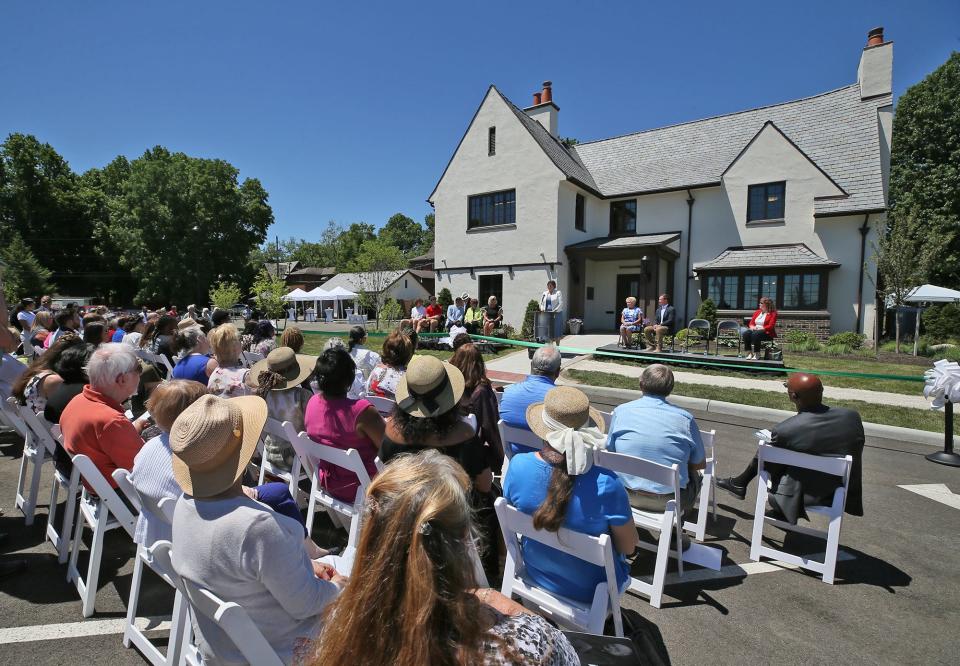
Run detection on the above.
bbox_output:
[428,28,893,340]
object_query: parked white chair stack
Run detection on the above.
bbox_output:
[749,443,853,584]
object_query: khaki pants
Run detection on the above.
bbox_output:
[628,473,701,514]
[643,325,670,349]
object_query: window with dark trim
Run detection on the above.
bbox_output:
[610,199,636,234]
[468,189,515,229]
[488,127,496,156]
[747,181,785,222]
[478,274,503,310]
[575,193,585,231]
[704,270,826,310]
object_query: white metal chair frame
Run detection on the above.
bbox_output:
[66,454,137,617]
[44,422,81,563]
[683,318,712,355]
[256,418,309,498]
[714,319,742,357]
[495,497,624,637]
[749,443,853,584]
[112,470,188,666]
[1,394,30,439]
[682,429,718,541]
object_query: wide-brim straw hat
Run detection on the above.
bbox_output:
[177,318,199,331]
[170,394,268,497]
[526,386,606,442]
[395,355,465,418]
[246,347,316,390]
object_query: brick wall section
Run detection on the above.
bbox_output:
[717,310,832,341]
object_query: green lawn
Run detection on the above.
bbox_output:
[589,350,926,396]
[565,369,954,435]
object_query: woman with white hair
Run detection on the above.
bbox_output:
[171,326,217,385]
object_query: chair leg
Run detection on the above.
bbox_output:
[67,497,87,584]
[822,514,843,584]
[166,590,189,666]
[749,478,769,562]
[649,521,672,609]
[23,450,44,526]
[257,460,267,487]
[305,484,318,539]
[58,475,80,564]
[81,509,108,617]
[46,476,61,549]
[125,549,145,647]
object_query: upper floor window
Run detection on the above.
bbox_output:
[575,193,585,231]
[468,189,515,229]
[488,127,496,156]
[610,199,636,234]
[747,181,785,222]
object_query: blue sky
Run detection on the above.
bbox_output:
[2,1,957,242]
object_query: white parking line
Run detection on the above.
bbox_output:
[0,616,170,645]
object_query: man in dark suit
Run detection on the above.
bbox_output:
[717,373,864,524]
[643,293,675,352]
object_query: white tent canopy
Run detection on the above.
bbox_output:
[325,286,358,299]
[304,287,329,300]
[284,288,310,301]
[904,284,960,303]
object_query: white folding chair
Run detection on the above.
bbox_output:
[495,497,624,637]
[45,422,81,563]
[0,394,29,439]
[134,349,175,378]
[256,418,309,498]
[112,470,188,666]
[498,419,544,461]
[12,400,57,526]
[286,423,371,546]
[241,351,264,369]
[593,449,682,608]
[154,541,284,666]
[749,443,853,584]
[683,429,718,541]
[598,410,613,430]
[66,454,137,617]
[366,394,396,416]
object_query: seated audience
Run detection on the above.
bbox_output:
[60,344,149,487]
[347,325,380,381]
[111,316,128,343]
[503,386,637,603]
[251,319,277,356]
[741,297,778,360]
[449,342,504,471]
[141,314,178,363]
[420,295,443,332]
[366,329,414,399]
[29,310,54,349]
[446,296,465,330]
[210,308,231,328]
[607,364,705,513]
[43,343,94,424]
[82,321,112,347]
[499,346,562,456]
[717,373,864,523]
[307,450,579,666]
[171,326,216,385]
[304,348,385,501]
[618,296,643,348]
[323,337,365,399]
[0,328,27,399]
[247,347,315,472]
[400,298,426,331]
[464,298,483,334]
[45,307,80,349]
[206,324,252,398]
[452,332,473,350]
[481,296,503,336]
[170,394,345,665]
[239,320,258,351]
[643,293,675,352]
[12,334,84,412]
[280,326,305,353]
[121,317,145,348]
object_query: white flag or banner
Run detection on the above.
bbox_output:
[923,359,960,409]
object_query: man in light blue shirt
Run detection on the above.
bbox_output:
[499,346,562,456]
[607,364,705,513]
[445,297,465,330]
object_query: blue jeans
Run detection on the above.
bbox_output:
[255,482,306,536]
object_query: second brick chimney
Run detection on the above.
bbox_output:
[524,80,559,138]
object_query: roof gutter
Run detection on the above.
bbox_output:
[855,213,871,335]
[684,189,696,323]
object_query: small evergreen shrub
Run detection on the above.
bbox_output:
[437,288,453,309]
[825,331,866,350]
[695,298,718,330]
[520,299,540,339]
[923,304,960,343]
[784,330,821,352]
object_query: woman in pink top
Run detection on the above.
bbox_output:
[304,347,386,501]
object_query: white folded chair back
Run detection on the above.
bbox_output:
[67,453,137,617]
[683,429,718,541]
[1,394,29,439]
[366,394,395,416]
[240,350,264,369]
[749,443,853,584]
[498,419,544,461]
[256,418,308,498]
[134,349,174,378]
[495,497,624,637]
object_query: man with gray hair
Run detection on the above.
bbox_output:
[607,363,705,513]
[60,343,148,489]
[499,345,562,456]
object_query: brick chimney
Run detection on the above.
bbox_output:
[858,27,892,100]
[523,81,559,137]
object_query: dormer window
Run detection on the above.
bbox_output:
[747,182,785,222]
[488,127,496,156]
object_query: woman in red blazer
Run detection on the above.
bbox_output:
[741,297,777,359]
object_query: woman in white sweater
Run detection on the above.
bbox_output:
[539,280,564,344]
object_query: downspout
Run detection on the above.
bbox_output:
[855,214,870,335]
[685,189,695,323]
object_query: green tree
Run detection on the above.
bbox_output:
[437,287,453,309]
[420,212,435,254]
[889,52,960,284]
[251,269,288,319]
[379,213,424,256]
[347,239,406,330]
[520,299,540,339]
[696,298,718,331]
[0,232,54,301]
[103,147,272,305]
[209,280,244,312]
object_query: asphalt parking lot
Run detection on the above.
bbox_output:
[1,402,958,665]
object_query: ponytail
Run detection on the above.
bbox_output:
[532,450,575,532]
[348,325,366,352]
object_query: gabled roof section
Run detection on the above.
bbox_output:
[721,121,848,197]
[569,84,890,215]
[693,244,841,271]
[427,86,497,204]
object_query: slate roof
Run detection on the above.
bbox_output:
[564,84,890,216]
[263,261,300,278]
[287,266,336,278]
[693,244,841,271]
[566,232,681,252]
[320,270,416,293]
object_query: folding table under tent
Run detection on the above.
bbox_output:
[283,288,312,320]
[304,287,331,321]
[903,284,960,355]
[324,286,359,319]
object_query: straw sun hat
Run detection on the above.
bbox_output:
[525,386,606,441]
[169,394,268,497]
[395,355,465,418]
[246,347,316,390]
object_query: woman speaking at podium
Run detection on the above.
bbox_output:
[741,297,777,360]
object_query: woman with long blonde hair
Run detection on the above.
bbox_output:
[308,450,579,666]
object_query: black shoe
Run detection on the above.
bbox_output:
[716,477,747,500]
[0,559,27,578]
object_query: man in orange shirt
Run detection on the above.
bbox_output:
[60,343,149,488]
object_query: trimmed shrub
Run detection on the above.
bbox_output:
[825,331,866,350]
[695,298,718,330]
[923,303,960,343]
[437,288,453,309]
[519,299,539,339]
[784,330,821,352]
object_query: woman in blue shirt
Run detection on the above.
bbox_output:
[618,296,643,348]
[503,386,638,603]
[171,325,217,385]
